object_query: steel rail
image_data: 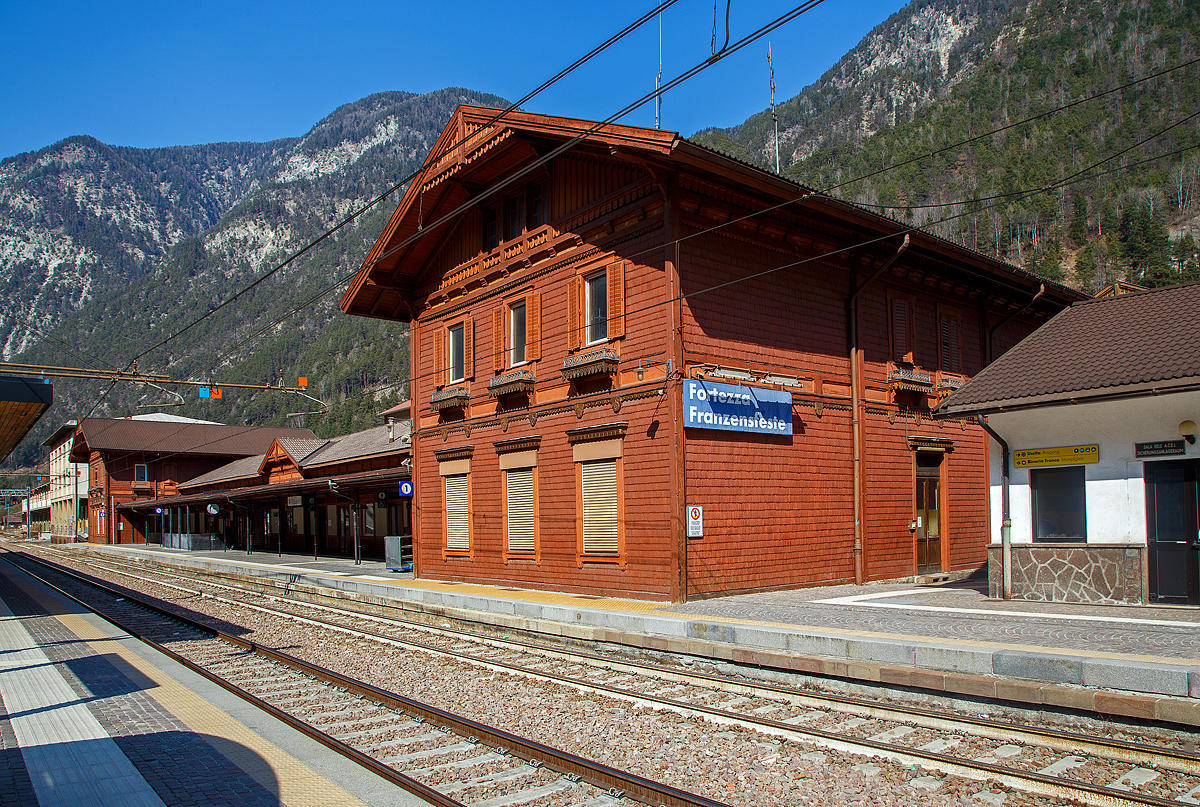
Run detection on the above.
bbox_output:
[74,549,1200,772]
[0,552,468,807]
[6,549,732,807]
[38,547,1200,807]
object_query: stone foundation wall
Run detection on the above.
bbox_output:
[988,544,1146,604]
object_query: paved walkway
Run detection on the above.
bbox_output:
[0,552,424,807]
[41,543,1200,724]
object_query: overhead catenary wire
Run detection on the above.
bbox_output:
[112,0,685,375]
[860,142,1200,211]
[215,50,1200,379]
[275,114,1200,402]
[148,22,1199,384]
[359,1,829,275]
[205,1,832,368]
[69,0,685,422]
[78,13,1200,422]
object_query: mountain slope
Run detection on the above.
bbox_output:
[693,0,1200,290]
[2,87,508,469]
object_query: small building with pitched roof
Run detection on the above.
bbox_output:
[935,282,1200,605]
[123,420,412,561]
[72,416,318,545]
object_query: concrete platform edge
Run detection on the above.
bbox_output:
[69,545,1200,728]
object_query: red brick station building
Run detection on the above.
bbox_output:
[340,107,1083,602]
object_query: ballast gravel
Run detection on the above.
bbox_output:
[25,546,1164,807]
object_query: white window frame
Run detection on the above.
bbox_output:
[133,463,148,484]
[510,300,527,367]
[585,272,608,345]
[448,323,465,383]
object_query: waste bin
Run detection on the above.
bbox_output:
[385,535,412,571]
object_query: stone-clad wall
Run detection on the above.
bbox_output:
[988,544,1146,604]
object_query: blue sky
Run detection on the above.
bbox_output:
[0,0,908,160]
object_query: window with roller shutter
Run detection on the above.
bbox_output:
[444,474,469,553]
[581,459,619,555]
[569,423,626,564]
[505,467,535,554]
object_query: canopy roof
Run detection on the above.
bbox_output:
[0,376,52,466]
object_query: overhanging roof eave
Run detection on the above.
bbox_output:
[120,466,412,511]
[934,377,1200,418]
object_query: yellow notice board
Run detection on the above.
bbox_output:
[1013,444,1099,468]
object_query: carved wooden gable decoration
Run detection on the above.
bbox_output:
[259,441,305,484]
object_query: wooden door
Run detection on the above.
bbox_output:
[915,453,943,575]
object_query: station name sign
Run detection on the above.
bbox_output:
[683,379,792,435]
[1013,444,1099,468]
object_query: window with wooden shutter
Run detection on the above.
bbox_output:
[433,327,446,387]
[510,301,526,365]
[891,297,913,364]
[444,474,469,552]
[939,313,961,373]
[526,292,541,361]
[506,467,535,554]
[463,317,474,380]
[581,458,619,555]
[586,272,608,344]
[448,324,464,382]
[492,306,504,372]
[606,261,625,340]
[567,276,582,351]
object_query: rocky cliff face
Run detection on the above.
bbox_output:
[0,88,508,468]
[0,135,292,355]
[697,0,1016,169]
[0,88,503,360]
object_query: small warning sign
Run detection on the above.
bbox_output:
[687,505,703,538]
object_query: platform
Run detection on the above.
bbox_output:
[49,542,1200,726]
[0,552,425,807]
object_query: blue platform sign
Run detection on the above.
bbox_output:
[398,480,414,497]
[683,379,793,435]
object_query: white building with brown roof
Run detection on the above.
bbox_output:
[936,282,1200,605]
[42,421,88,542]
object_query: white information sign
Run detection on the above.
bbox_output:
[687,505,703,538]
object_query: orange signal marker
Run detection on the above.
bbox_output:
[298,377,308,388]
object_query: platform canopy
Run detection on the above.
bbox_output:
[0,376,53,465]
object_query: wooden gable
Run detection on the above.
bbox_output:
[258,441,304,484]
[340,106,677,320]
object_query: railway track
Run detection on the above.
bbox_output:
[19,544,1200,807]
[3,547,729,807]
